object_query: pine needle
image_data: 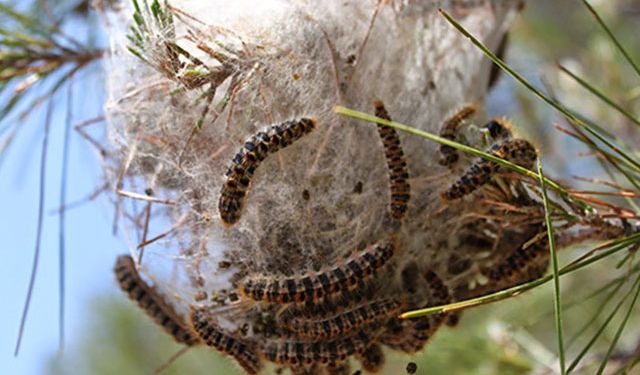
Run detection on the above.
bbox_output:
[538,161,566,374]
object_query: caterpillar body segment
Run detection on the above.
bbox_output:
[219,118,316,225]
[113,255,200,346]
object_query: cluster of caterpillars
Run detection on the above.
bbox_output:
[114,102,548,374]
[437,105,538,201]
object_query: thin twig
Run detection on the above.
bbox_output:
[138,202,152,264]
[151,346,190,375]
[137,214,189,250]
[15,98,54,356]
[116,190,176,205]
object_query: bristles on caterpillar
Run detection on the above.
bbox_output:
[113,255,201,346]
[190,307,263,374]
[372,99,411,220]
[438,104,477,166]
[440,138,537,201]
[219,118,316,225]
[238,239,396,304]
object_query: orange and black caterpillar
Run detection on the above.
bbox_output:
[285,298,401,340]
[483,237,550,289]
[113,255,201,346]
[238,239,396,304]
[440,138,537,201]
[438,104,477,166]
[190,307,263,374]
[372,100,410,220]
[219,118,316,225]
[259,329,374,368]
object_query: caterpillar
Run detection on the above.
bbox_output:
[372,100,411,220]
[113,255,201,346]
[190,307,263,374]
[483,237,550,289]
[259,329,373,367]
[285,299,401,340]
[218,118,316,225]
[440,138,537,201]
[438,104,477,167]
[238,239,396,304]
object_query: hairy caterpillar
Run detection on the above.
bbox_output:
[238,239,396,304]
[372,100,411,220]
[113,255,200,346]
[219,118,316,225]
[441,138,537,201]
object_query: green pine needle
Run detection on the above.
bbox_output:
[538,161,566,374]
